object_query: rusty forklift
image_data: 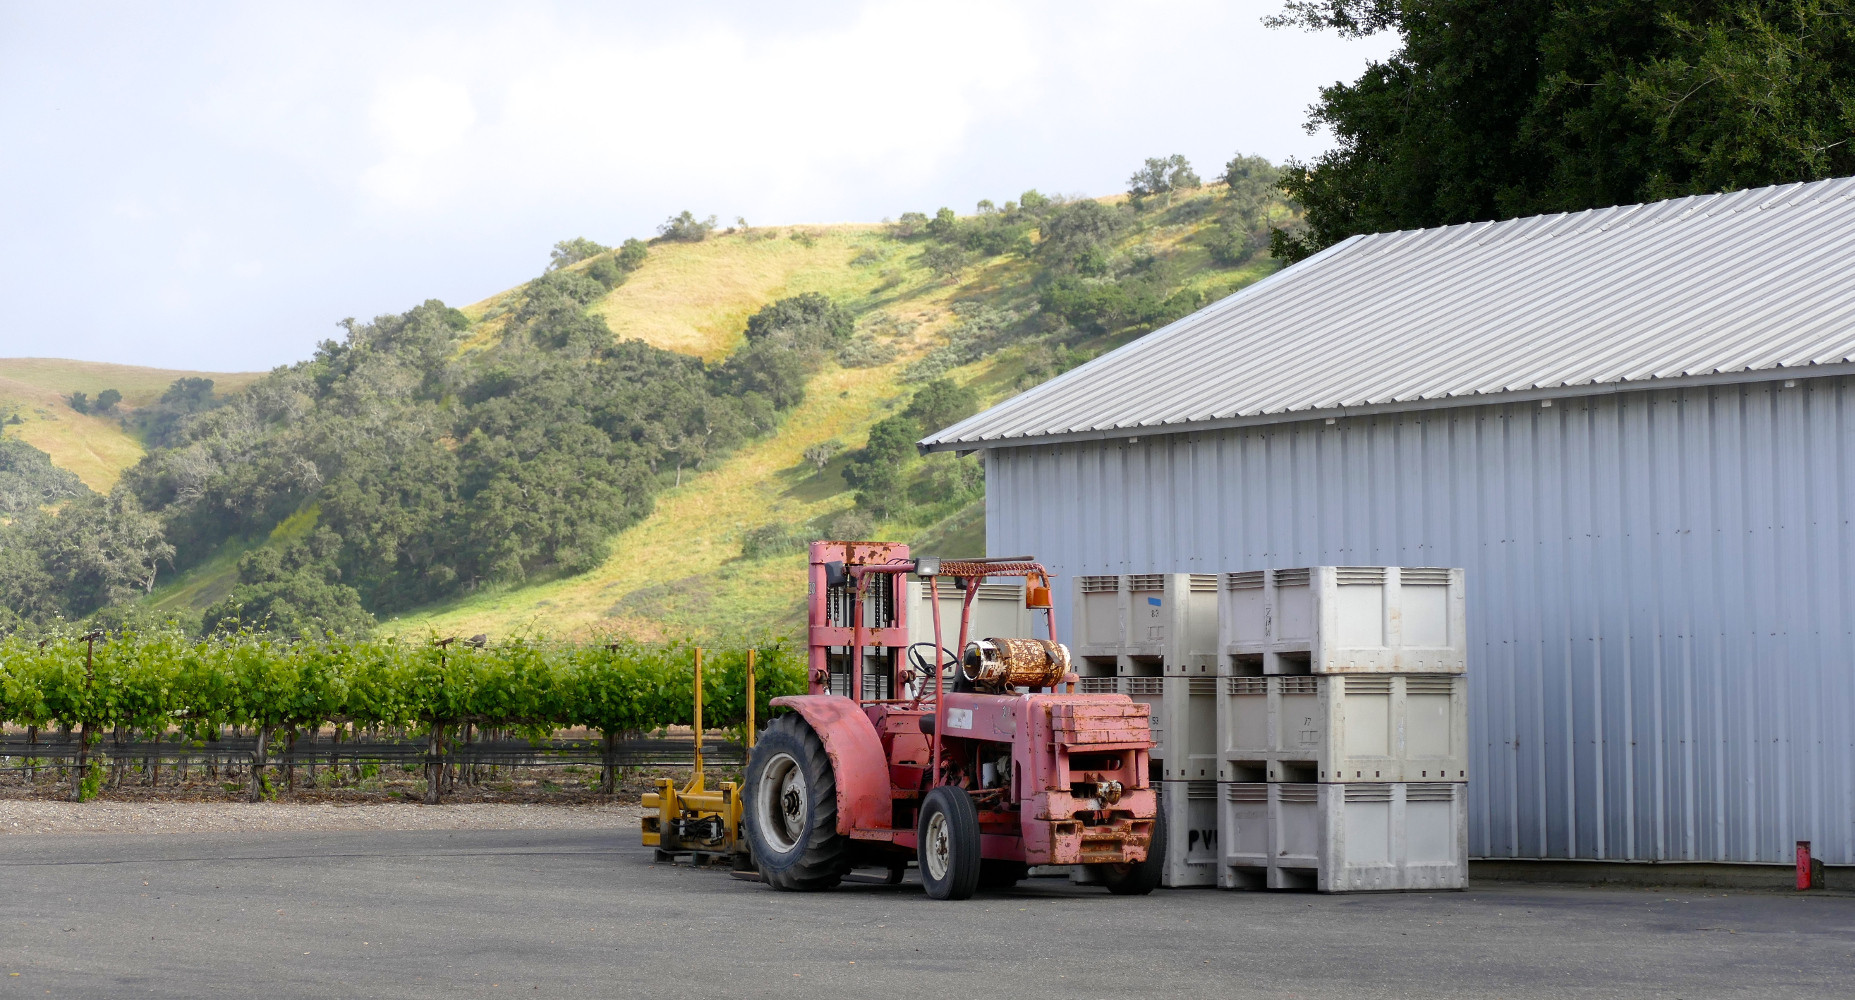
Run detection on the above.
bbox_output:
[742,541,1164,899]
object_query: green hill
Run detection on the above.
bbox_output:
[0,360,262,492]
[9,167,1292,641]
[395,187,1284,640]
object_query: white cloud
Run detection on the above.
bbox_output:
[346,2,1038,216]
[361,76,479,206]
[0,0,1399,369]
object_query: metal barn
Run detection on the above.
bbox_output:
[921,177,1855,866]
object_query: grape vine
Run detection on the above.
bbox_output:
[0,631,803,802]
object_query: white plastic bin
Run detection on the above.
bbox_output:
[1218,781,1468,892]
[1159,779,1220,887]
[906,579,1035,649]
[1072,573,1218,773]
[1220,567,1466,674]
[1216,673,1467,783]
[1072,573,1219,671]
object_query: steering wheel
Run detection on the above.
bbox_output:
[905,642,959,692]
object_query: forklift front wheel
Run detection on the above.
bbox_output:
[1091,805,1166,895]
[917,786,981,900]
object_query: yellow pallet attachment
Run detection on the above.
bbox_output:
[642,648,754,868]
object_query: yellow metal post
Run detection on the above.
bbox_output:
[746,648,756,751]
[688,647,704,793]
[643,644,750,865]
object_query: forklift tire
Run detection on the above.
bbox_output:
[1093,804,1166,895]
[977,860,1029,890]
[916,786,982,900]
[745,714,851,891]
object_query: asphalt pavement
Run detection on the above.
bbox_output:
[2,827,1851,999]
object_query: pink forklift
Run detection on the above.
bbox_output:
[743,541,1164,899]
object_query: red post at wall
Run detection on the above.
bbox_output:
[1796,841,1813,891]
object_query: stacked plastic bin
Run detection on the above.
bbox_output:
[906,578,1034,650]
[904,578,1033,699]
[1069,573,1220,886]
[1214,567,1469,892]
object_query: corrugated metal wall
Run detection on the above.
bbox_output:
[987,376,1855,864]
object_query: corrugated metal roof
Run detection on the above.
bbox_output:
[922,176,1855,451]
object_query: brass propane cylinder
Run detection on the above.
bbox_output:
[961,637,1073,690]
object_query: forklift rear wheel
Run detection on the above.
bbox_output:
[917,786,982,900]
[1091,804,1166,895]
[745,714,850,891]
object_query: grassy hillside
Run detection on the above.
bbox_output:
[0,359,262,492]
[386,188,1279,641]
[112,179,1287,639]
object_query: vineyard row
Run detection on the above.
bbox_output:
[0,631,800,802]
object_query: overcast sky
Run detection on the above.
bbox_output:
[0,1,1395,372]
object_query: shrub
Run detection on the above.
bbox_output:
[0,436,89,514]
[802,440,839,476]
[201,529,376,639]
[825,509,875,540]
[616,237,649,270]
[587,237,651,288]
[922,243,969,279]
[711,340,811,411]
[909,453,984,507]
[1037,200,1131,272]
[548,237,610,271]
[890,212,929,238]
[656,211,717,243]
[900,306,1019,381]
[1128,154,1201,207]
[743,293,854,348]
[925,207,959,241]
[1207,226,1261,266]
[835,336,896,369]
[740,522,810,560]
[1038,275,1129,334]
[586,257,626,289]
[904,379,978,433]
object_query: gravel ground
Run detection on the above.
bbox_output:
[0,799,645,835]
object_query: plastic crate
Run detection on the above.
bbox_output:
[1219,567,1466,674]
[1215,673,1467,783]
[1159,779,1221,887]
[1071,573,1218,774]
[1218,781,1468,892]
[1072,572,1220,672]
[906,579,1034,649]
[1160,675,1219,781]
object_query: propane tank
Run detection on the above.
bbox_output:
[961,637,1073,691]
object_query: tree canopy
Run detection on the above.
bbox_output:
[1128,155,1201,206]
[1269,0,1855,261]
[0,436,88,514]
[656,211,717,243]
[548,237,610,270]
